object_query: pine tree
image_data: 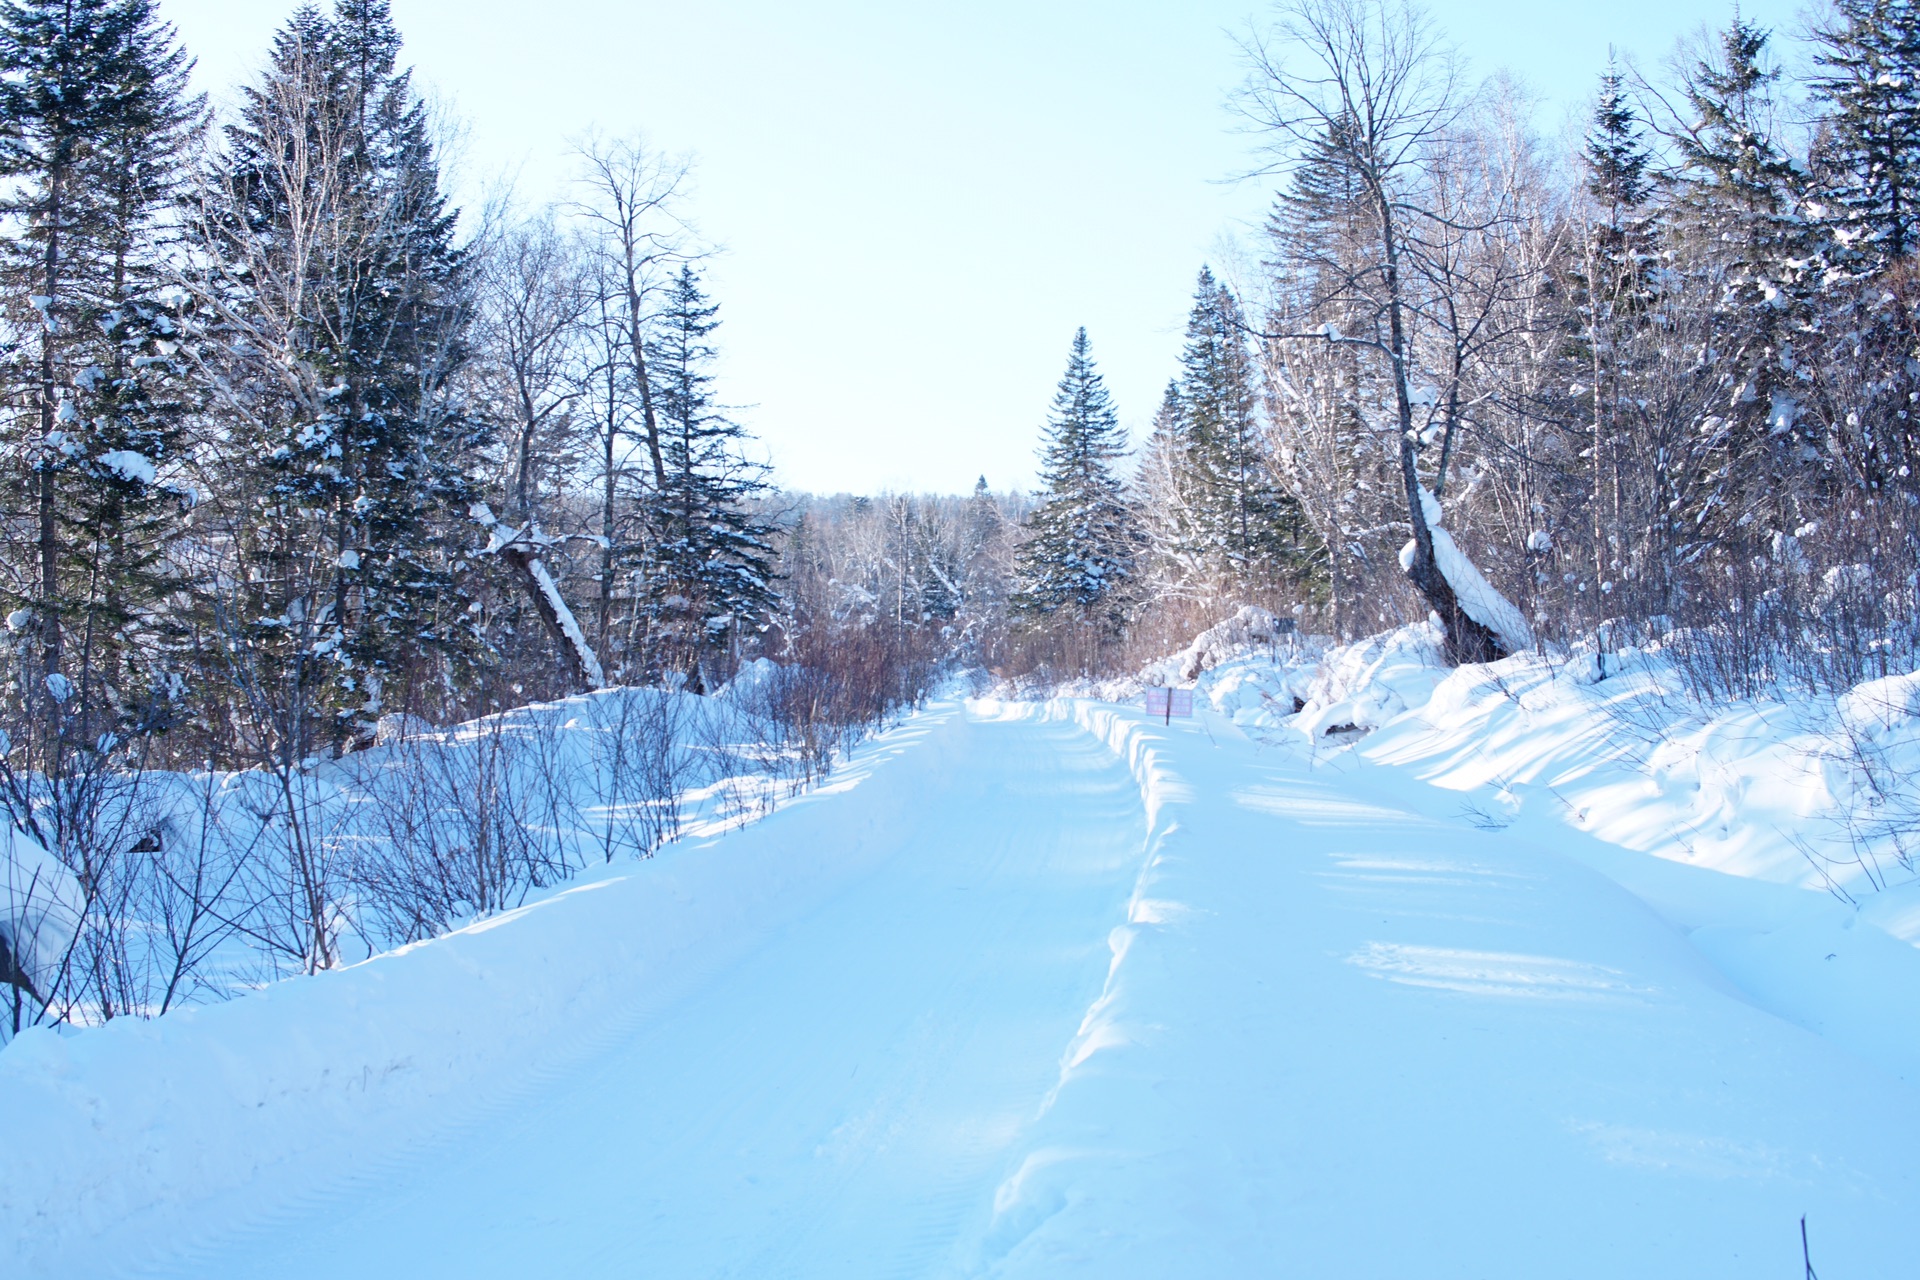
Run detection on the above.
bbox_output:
[634,264,776,688]
[0,0,197,736]
[1811,0,1920,271]
[1801,3,1920,501]
[955,476,1013,663]
[1670,17,1817,543]
[1011,328,1138,636]
[1575,63,1665,605]
[1261,121,1391,634]
[1155,269,1314,601]
[190,0,480,747]
[1585,65,1655,284]
[1135,378,1207,595]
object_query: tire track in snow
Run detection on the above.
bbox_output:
[102,706,1149,1280]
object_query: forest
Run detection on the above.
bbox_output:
[0,0,1916,1029]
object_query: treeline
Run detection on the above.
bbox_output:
[0,0,984,798]
[1005,0,1920,695]
[0,0,1061,1026]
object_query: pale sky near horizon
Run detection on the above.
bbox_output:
[159,0,1805,495]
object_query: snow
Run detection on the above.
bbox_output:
[1146,623,1920,1085]
[373,711,434,744]
[1142,603,1294,685]
[5,633,1920,1276]
[968,695,1920,1274]
[97,449,157,485]
[1836,668,1920,741]
[0,825,83,1002]
[716,655,779,702]
[1402,485,1534,654]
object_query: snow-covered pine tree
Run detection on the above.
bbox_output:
[1582,66,1656,315]
[187,0,481,748]
[961,476,1007,601]
[1260,121,1390,635]
[1010,328,1138,642]
[1571,63,1669,611]
[1802,2,1920,566]
[1811,0,1920,272]
[1668,16,1818,545]
[1161,269,1314,602]
[955,476,1014,664]
[1135,378,1207,598]
[633,264,775,690]
[0,0,197,742]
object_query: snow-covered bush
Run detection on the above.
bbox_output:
[1146,605,1297,684]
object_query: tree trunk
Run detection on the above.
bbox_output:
[37,169,64,680]
[1377,192,1503,666]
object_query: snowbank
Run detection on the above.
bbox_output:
[1115,619,1920,1088]
[963,694,1920,1276]
[1143,604,1300,685]
[0,825,82,1000]
[0,707,956,1276]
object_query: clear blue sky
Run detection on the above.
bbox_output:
[160,0,1805,495]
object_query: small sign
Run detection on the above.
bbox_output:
[1143,687,1194,722]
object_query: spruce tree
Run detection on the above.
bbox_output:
[1811,0,1920,271]
[1575,64,1663,600]
[192,0,480,746]
[1159,269,1313,600]
[956,476,1012,662]
[1011,328,1138,635]
[0,0,197,737]
[1585,65,1655,284]
[1261,121,1389,633]
[1136,377,1206,594]
[1670,17,1817,542]
[634,264,776,688]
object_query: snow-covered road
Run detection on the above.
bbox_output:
[19,699,1920,1277]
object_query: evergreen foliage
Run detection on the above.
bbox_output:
[189,0,481,745]
[1148,270,1316,602]
[1011,328,1138,631]
[1812,0,1920,271]
[633,264,776,688]
[0,0,197,731]
[1669,18,1820,543]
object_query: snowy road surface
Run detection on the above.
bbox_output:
[16,700,1920,1277]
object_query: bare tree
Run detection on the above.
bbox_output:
[570,136,695,663]
[572,136,693,498]
[479,212,592,523]
[1240,0,1512,662]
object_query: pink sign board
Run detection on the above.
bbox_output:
[1143,688,1194,720]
